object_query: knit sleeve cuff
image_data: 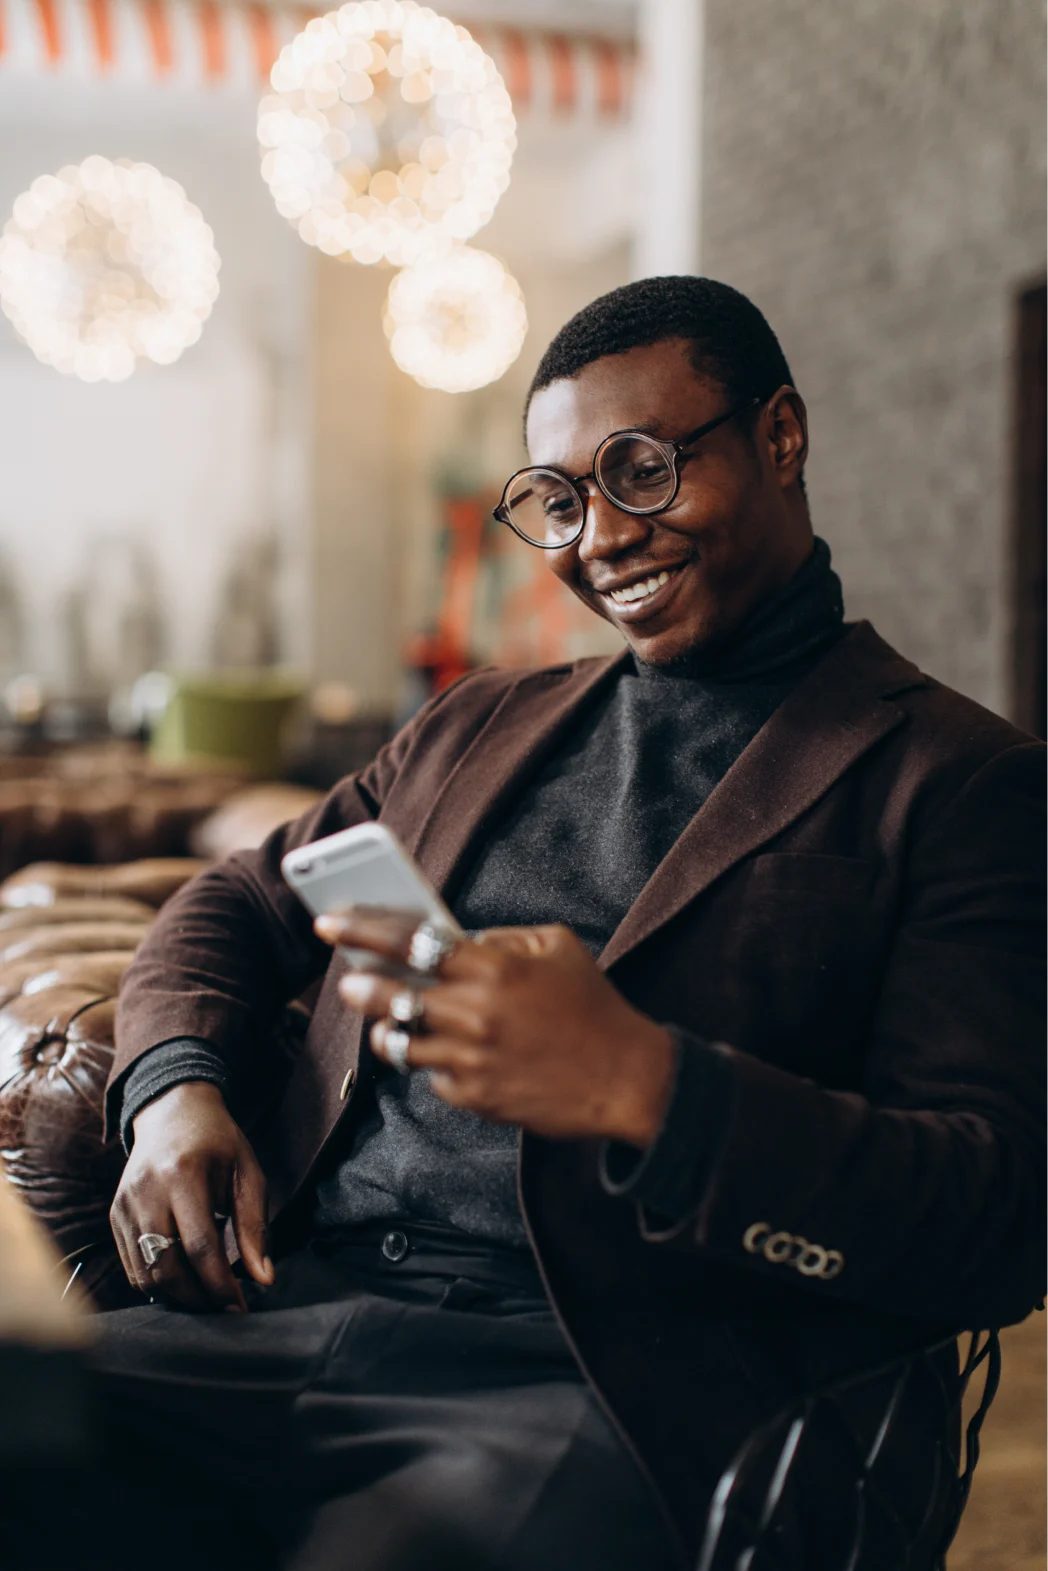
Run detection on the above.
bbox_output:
[119,1038,231,1153]
[599,1029,737,1227]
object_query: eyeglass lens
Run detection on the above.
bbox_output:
[503,470,583,546]
[503,435,677,546]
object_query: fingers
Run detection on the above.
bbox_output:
[135,1234,215,1313]
[110,1204,142,1294]
[471,925,566,958]
[369,1017,487,1076]
[111,1219,149,1299]
[315,907,488,983]
[340,972,504,1045]
[315,906,422,961]
[317,910,577,970]
[110,1200,210,1310]
[112,1162,246,1311]
[108,1082,270,1312]
[231,1142,274,1288]
[169,1178,248,1313]
[339,970,417,1019]
[368,1024,504,1121]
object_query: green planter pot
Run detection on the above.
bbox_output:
[150,673,305,778]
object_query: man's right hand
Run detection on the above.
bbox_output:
[109,1081,275,1311]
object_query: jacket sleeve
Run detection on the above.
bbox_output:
[107,679,475,1139]
[119,1038,231,1149]
[599,1031,738,1218]
[642,740,1046,1331]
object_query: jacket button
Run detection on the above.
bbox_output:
[339,1067,356,1101]
[381,1229,410,1263]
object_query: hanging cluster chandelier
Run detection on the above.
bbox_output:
[259,1,526,393]
[383,246,526,393]
[0,157,221,383]
[259,0,516,269]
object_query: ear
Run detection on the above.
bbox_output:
[763,385,808,489]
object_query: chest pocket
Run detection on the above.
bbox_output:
[723,852,880,1072]
[749,852,874,900]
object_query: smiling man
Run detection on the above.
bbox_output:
[93,277,1044,1571]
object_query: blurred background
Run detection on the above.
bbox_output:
[0,0,1043,785]
[0,0,644,779]
[0,5,1043,1562]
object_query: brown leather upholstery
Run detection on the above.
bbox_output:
[0,852,313,1309]
[189,782,322,859]
[0,899,156,931]
[0,923,152,966]
[0,859,210,911]
[0,744,245,878]
[0,860,206,1307]
[0,987,131,1307]
[0,952,134,1010]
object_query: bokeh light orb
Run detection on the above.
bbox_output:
[383,246,526,392]
[0,157,221,383]
[259,0,516,267]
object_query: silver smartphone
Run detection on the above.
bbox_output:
[281,823,462,982]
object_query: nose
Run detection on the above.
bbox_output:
[575,483,652,565]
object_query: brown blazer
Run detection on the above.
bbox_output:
[111,622,1046,1558]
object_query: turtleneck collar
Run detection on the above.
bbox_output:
[632,536,845,686]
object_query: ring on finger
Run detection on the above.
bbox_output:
[389,987,426,1028]
[137,1232,177,1269]
[407,921,458,978]
[382,1024,413,1074]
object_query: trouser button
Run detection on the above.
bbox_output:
[381,1229,410,1263]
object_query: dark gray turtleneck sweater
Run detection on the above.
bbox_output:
[121,539,845,1253]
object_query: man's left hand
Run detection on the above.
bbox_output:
[315,910,675,1147]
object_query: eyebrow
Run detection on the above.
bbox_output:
[534,419,667,469]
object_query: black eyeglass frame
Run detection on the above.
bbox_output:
[493,395,763,549]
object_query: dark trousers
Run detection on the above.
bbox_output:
[29,1231,683,1571]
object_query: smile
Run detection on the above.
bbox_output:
[597,565,684,618]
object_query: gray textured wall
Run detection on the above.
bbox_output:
[701,1,1045,712]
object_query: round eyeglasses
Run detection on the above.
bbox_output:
[494,396,762,549]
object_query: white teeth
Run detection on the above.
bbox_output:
[607,569,672,606]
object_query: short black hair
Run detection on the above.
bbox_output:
[526,274,797,420]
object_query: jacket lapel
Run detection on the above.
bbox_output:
[400,621,927,971]
[406,650,630,895]
[598,622,928,971]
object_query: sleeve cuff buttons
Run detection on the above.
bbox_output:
[742,1221,844,1281]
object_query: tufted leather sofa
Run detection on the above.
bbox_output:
[0,743,247,880]
[0,860,209,1308]
[0,784,322,1310]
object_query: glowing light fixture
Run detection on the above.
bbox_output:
[259,1,516,267]
[383,245,526,392]
[0,157,220,383]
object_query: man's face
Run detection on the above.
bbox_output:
[524,338,812,666]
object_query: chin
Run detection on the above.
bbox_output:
[626,612,730,669]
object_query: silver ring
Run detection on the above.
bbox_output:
[137,1232,176,1269]
[406,920,457,977]
[389,988,426,1027]
[383,1025,413,1074]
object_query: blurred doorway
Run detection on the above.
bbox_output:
[1010,281,1046,738]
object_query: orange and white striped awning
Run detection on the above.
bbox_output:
[0,0,636,118]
